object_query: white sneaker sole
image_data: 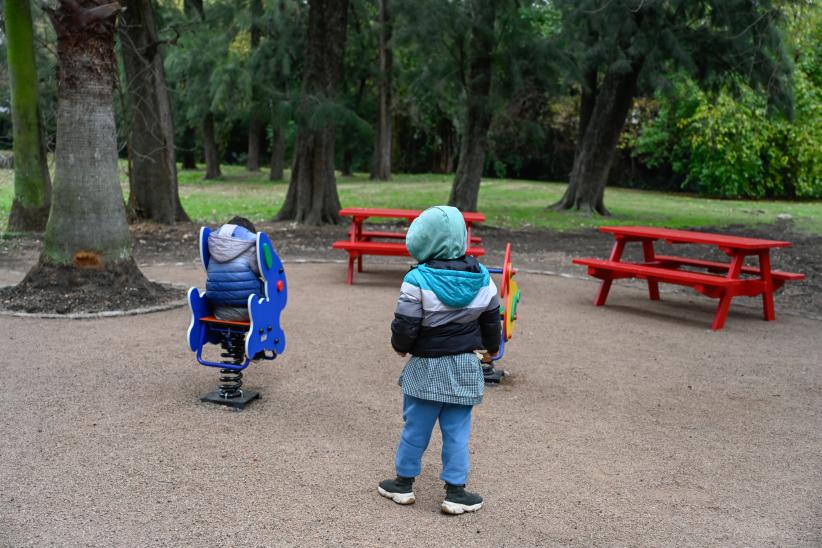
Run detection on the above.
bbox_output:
[441,500,483,514]
[378,486,416,505]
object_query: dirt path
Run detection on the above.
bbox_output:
[1,263,820,545]
[2,220,818,318]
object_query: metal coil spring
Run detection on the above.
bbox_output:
[218,331,246,399]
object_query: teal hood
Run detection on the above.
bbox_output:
[405,206,467,262]
[409,263,490,308]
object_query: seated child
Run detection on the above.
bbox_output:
[205,216,263,321]
[378,206,500,515]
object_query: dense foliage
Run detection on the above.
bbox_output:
[632,3,821,199]
[0,0,819,202]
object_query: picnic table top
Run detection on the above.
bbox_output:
[339,207,486,223]
[599,226,793,250]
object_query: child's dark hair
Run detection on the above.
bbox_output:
[228,216,257,233]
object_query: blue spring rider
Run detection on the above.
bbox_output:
[186,227,287,410]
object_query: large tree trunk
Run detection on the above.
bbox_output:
[553,63,642,215]
[4,0,52,232]
[40,0,133,266]
[202,112,221,179]
[576,66,597,158]
[246,0,263,172]
[448,0,495,212]
[120,0,188,223]
[269,125,285,180]
[276,0,348,225]
[369,0,392,181]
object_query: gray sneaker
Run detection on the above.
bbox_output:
[441,483,483,514]
[378,476,416,505]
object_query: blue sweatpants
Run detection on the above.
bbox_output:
[395,394,474,485]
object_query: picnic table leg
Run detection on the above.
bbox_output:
[759,250,776,321]
[642,240,661,301]
[351,219,362,242]
[712,292,734,331]
[594,238,626,306]
[711,254,744,330]
[350,218,363,278]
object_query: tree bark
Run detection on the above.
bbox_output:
[576,66,597,158]
[119,0,188,223]
[448,0,495,212]
[553,63,642,215]
[202,112,221,179]
[246,0,263,171]
[369,0,392,181]
[276,0,349,225]
[40,0,133,266]
[269,125,285,180]
[4,0,52,232]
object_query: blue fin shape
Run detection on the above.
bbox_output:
[199,226,212,271]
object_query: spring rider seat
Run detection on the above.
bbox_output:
[484,243,521,383]
[186,227,287,410]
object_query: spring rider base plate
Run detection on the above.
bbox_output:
[200,389,260,410]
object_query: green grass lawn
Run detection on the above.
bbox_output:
[3,164,821,234]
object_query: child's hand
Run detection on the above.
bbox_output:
[396,351,407,357]
[480,352,493,364]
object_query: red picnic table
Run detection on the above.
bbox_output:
[573,226,805,330]
[331,208,486,284]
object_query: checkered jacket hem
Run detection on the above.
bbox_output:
[398,353,484,406]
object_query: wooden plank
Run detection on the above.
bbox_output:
[352,230,481,244]
[339,207,486,223]
[653,255,804,281]
[599,226,792,250]
[199,316,251,327]
[572,258,741,286]
[332,240,485,257]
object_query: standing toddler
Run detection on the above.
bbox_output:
[378,206,500,514]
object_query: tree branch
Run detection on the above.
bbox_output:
[77,2,122,27]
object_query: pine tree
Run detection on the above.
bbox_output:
[276,0,349,225]
[246,0,264,172]
[11,0,159,306]
[166,0,232,180]
[120,0,189,223]
[552,0,793,215]
[395,0,554,211]
[370,0,392,181]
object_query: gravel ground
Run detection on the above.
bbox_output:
[1,262,820,546]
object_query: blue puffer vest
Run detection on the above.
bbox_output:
[205,224,263,308]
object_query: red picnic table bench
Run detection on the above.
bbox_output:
[572,226,805,330]
[332,207,486,284]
